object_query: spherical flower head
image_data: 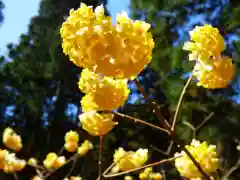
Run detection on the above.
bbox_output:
[2,127,23,151]
[193,56,234,89]
[77,140,93,156]
[65,130,79,144]
[43,152,58,169]
[78,68,101,93]
[80,69,130,111]
[60,3,113,70]
[174,139,219,179]
[61,4,154,79]
[79,111,117,136]
[113,147,148,172]
[183,24,224,62]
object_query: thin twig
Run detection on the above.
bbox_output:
[171,74,193,131]
[221,158,240,180]
[135,76,211,180]
[13,173,18,180]
[65,158,77,178]
[103,156,179,178]
[113,111,170,135]
[196,112,214,131]
[133,79,170,129]
[97,136,104,180]
[150,141,174,156]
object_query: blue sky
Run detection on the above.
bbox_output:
[0,0,130,56]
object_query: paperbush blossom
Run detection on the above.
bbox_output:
[43,152,66,170]
[79,69,130,111]
[2,127,23,152]
[64,130,79,152]
[174,139,219,179]
[112,147,148,172]
[61,3,154,79]
[0,149,26,173]
[79,111,117,136]
[184,24,234,89]
[183,24,224,63]
[78,68,101,94]
[193,56,234,89]
[77,140,93,156]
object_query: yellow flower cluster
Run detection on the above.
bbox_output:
[64,130,79,152]
[79,69,130,112]
[174,139,219,179]
[3,127,22,152]
[112,147,148,172]
[43,152,66,170]
[61,3,154,79]
[0,148,26,173]
[79,111,116,136]
[79,69,129,136]
[139,167,162,180]
[184,24,234,89]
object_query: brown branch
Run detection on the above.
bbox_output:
[113,111,170,135]
[103,156,179,178]
[134,76,211,180]
[171,74,193,131]
[196,112,214,131]
[133,79,170,129]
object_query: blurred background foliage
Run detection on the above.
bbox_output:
[0,0,240,179]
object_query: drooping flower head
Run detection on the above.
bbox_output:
[174,139,219,179]
[79,111,117,136]
[61,3,154,79]
[183,24,224,63]
[79,69,130,111]
[193,56,234,89]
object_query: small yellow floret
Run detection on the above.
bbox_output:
[64,142,78,152]
[43,153,66,170]
[2,127,23,151]
[65,130,79,144]
[124,175,134,180]
[32,176,44,180]
[78,68,101,93]
[77,140,93,156]
[79,111,117,136]
[174,139,219,179]
[28,157,38,166]
[183,24,224,63]
[193,56,234,89]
